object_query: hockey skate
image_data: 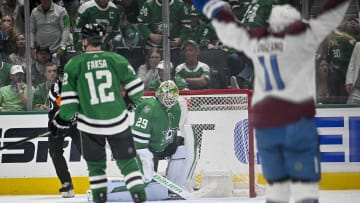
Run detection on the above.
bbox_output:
[59,182,75,198]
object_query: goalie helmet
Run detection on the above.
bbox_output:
[155,80,179,109]
[268,4,301,33]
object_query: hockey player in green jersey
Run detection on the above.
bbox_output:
[74,0,120,51]
[49,23,146,203]
[132,80,197,193]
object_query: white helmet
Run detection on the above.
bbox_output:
[268,4,301,33]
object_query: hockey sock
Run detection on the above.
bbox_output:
[86,158,107,203]
[116,158,146,202]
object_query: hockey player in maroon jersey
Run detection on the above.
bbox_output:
[192,0,351,202]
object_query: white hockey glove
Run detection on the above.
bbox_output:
[137,148,154,183]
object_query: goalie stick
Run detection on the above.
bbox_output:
[0,131,51,151]
[152,172,216,199]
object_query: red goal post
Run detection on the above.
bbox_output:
[144,89,257,198]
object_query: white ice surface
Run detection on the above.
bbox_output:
[0,190,359,203]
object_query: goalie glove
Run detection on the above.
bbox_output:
[192,0,237,22]
[48,111,72,138]
[137,148,154,183]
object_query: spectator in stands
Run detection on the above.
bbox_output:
[31,44,52,87]
[0,34,7,63]
[184,7,218,50]
[61,0,80,31]
[33,62,58,110]
[338,17,360,41]
[74,0,120,52]
[0,0,24,33]
[0,60,13,87]
[30,0,70,62]
[112,5,145,69]
[0,14,18,56]
[346,42,360,104]
[225,0,243,19]
[137,47,162,89]
[113,0,140,24]
[317,57,333,104]
[137,0,188,67]
[175,40,210,89]
[0,65,34,111]
[148,60,188,90]
[326,28,356,103]
[7,32,26,68]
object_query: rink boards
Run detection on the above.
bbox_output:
[0,107,359,194]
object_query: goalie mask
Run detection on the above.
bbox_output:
[268,4,301,33]
[155,80,179,109]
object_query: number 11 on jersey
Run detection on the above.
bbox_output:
[258,54,285,91]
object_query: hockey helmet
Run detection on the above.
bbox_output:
[155,80,179,108]
[268,4,301,33]
[81,23,105,39]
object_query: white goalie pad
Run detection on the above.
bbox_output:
[167,124,198,192]
[102,178,168,202]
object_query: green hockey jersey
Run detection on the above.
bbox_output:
[132,97,181,152]
[74,0,120,51]
[175,61,211,89]
[147,75,188,90]
[59,51,144,135]
[240,0,274,28]
[137,0,187,47]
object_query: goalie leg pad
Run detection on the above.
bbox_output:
[265,180,291,203]
[106,179,168,201]
[167,145,187,188]
[167,124,198,192]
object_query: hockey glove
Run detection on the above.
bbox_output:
[123,92,137,111]
[163,136,184,157]
[137,148,154,183]
[48,111,71,138]
[193,0,237,22]
[192,0,227,18]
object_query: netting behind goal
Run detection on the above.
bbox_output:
[145,89,259,198]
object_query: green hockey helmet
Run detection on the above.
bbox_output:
[155,80,179,108]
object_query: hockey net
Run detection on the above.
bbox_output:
[145,89,263,198]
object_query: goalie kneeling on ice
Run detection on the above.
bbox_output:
[104,178,168,201]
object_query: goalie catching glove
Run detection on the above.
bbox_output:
[137,148,154,183]
[48,111,72,138]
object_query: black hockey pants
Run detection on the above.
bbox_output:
[48,124,81,184]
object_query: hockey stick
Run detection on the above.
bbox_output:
[0,131,51,151]
[152,172,216,199]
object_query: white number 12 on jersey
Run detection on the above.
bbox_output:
[85,70,115,105]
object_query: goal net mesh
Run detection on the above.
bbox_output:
[176,89,261,197]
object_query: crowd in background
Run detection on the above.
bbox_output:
[0,0,358,112]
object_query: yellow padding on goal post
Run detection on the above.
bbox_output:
[257,172,360,190]
[0,177,90,195]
